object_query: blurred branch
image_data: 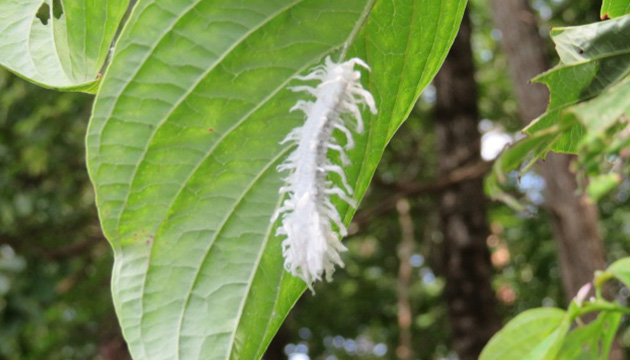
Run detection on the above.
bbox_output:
[353,160,492,227]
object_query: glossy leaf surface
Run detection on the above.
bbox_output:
[607,257,630,288]
[557,311,622,360]
[525,15,630,153]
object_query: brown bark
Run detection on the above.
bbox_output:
[395,199,415,360]
[490,0,607,302]
[434,12,501,360]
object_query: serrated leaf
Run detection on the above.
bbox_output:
[602,0,630,19]
[525,15,630,153]
[0,0,129,93]
[557,320,601,360]
[86,0,467,359]
[485,125,563,209]
[480,308,569,360]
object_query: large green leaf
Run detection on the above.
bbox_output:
[0,0,129,93]
[86,0,466,359]
[602,0,630,19]
[525,15,630,153]
[480,308,570,360]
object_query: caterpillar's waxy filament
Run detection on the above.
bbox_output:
[274,56,377,289]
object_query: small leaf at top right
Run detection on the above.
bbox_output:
[601,0,630,19]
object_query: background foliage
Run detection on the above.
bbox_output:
[0,70,122,359]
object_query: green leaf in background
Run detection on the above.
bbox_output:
[86,0,467,359]
[525,15,630,153]
[0,0,129,93]
[599,311,623,359]
[606,257,630,287]
[569,77,630,134]
[557,319,601,360]
[602,0,630,19]
[487,15,630,204]
[557,311,622,360]
[587,173,622,202]
[480,308,570,360]
[484,124,562,209]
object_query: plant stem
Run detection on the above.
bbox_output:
[572,300,630,319]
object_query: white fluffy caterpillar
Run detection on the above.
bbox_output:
[274,56,377,289]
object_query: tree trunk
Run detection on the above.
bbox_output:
[490,0,607,303]
[434,11,501,360]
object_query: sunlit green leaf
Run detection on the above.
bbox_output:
[0,0,129,93]
[480,308,569,360]
[587,173,622,202]
[557,311,622,360]
[86,0,467,358]
[599,311,623,359]
[607,257,630,288]
[488,15,630,206]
